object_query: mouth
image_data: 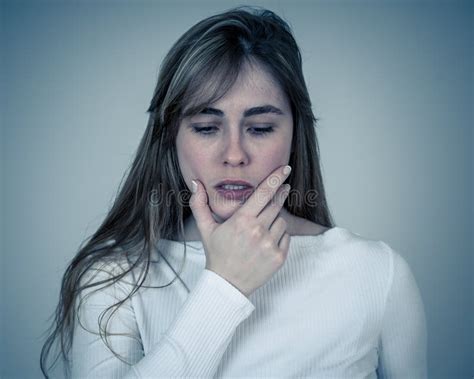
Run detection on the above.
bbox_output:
[214,180,254,201]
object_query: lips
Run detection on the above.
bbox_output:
[214,180,254,201]
[215,179,253,189]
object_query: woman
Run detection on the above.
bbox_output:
[41,6,427,378]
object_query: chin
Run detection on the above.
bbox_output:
[210,203,242,223]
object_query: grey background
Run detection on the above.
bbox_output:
[1,0,472,378]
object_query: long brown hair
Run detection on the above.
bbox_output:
[40,5,335,377]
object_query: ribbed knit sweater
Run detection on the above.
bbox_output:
[71,226,427,378]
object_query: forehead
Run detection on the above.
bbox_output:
[213,60,289,110]
[181,59,290,118]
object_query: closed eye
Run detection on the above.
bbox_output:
[248,126,274,136]
[190,125,275,137]
[191,125,218,135]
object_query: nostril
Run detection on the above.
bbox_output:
[223,160,247,166]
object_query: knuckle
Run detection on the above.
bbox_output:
[251,224,265,239]
[282,236,291,253]
[274,252,286,266]
[261,238,274,251]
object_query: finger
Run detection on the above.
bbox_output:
[269,216,288,243]
[278,232,291,253]
[238,165,291,217]
[258,184,290,229]
[188,179,217,239]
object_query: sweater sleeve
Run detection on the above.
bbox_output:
[71,264,255,378]
[376,245,428,378]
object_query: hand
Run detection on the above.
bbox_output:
[189,165,292,297]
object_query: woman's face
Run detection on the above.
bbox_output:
[176,60,294,223]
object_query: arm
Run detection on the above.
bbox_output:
[377,247,428,378]
[71,264,255,378]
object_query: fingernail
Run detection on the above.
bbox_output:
[281,184,291,198]
[283,165,292,175]
[191,180,198,193]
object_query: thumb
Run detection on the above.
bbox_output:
[188,179,217,239]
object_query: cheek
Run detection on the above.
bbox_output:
[258,150,289,173]
[258,137,292,168]
[176,137,209,182]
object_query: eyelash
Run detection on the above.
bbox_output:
[191,125,274,137]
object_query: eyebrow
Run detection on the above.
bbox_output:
[198,104,284,118]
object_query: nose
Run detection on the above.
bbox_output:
[222,129,249,166]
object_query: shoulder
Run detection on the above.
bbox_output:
[342,231,396,269]
[333,233,419,302]
[288,216,392,270]
[327,234,406,310]
[78,243,141,297]
[303,226,398,282]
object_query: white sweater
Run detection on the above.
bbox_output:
[71,226,428,378]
